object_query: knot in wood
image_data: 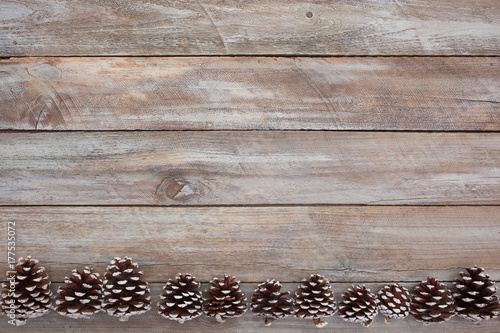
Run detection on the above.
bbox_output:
[156,175,207,203]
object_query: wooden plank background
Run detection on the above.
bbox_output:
[1,0,500,331]
[1,0,499,56]
[0,57,499,131]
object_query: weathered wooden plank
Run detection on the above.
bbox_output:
[1,57,499,131]
[0,206,498,282]
[1,0,499,56]
[1,132,499,205]
[0,283,498,332]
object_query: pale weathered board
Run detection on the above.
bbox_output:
[0,206,498,282]
[1,131,499,206]
[0,57,499,131]
[1,0,499,56]
[0,283,498,332]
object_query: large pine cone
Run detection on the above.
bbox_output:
[377,283,410,323]
[251,279,294,326]
[158,273,203,323]
[55,267,102,319]
[338,285,378,327]
[102,257,151,321]
[454,266,500,322]
[294,274,337,328]
[204,274,247,322]
[0,256,52,326]
[410,277,455,324]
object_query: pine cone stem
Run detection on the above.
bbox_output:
[313,317,327,328]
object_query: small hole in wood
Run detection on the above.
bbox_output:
[306,12,313,18]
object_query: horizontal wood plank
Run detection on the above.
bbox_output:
[1,132,499,205]
[1,1,499,56]
[0,206,498,282]
[0,283,499,332]
[1,57,499,131]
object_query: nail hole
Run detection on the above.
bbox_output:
[306,12,313,18]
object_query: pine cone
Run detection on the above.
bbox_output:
[377,283,410,323]
[251,279,294,326]
[158,273,203,323]
[454,266,500,322]
[55,267,102,319]
[0,256,52,326]
[102,257,151,321]
[410,277,455,324]
[294,274,337,328]
[338,285,378,327]
[204,273,247,322]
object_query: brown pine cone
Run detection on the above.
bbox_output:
[0,256,52,326]
[410,277,455,324]
[55,267,102,319]
[158,273,203,323]
[454,266,500,322]
[338,285,378,327]
[102,257,151,321]
[251,279,294,326]
[204,273,247,322]
[294,274,337,328]
[377,283,410,323]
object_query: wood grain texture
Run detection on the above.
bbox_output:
[1,131,499,205]
[1,57,499,131]
[0,206,498,282]
[0,283,499,332]
[1,0,499,56]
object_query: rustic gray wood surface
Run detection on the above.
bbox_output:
[0,206,498,282]
[1,0,499,56]
[1,131,499,205]
[0,283,498,332]
[0,57,499,131]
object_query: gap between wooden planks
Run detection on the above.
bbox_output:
[0,206,498,283]
[0,283,498,332]
[0,131,499,206]
[1,0,499,56]
[0,57,498,131]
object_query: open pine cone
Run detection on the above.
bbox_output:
[410,277,455,324]
[158,273,203,323]
[204,274,247,322]
[0,256,52,326]
[338,285,378,327]
[55,267,102,319]
[377,283,410,323]
[294,274,337,328]
[454,266,500,322]
[251,279,294,326]
[103,257,151,321]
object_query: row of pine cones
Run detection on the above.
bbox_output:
[1,256,498,327]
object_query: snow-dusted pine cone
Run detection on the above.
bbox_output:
[0,256,52,326]
[251,279,294,326]
[454,266,499,322]
[410,277,455,324]
[55,267,102,319]
[158,273,203,323]
[204,274,247,322]
[102,257,151,321]
[338,285,378,327]
[377,283,410,323]
[294,274,337,328]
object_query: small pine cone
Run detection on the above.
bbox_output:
[377,283,410,323]
[102,257,151,321]
[251,279,294,326]
[294,274,337,328]
[410,277,455,324]
[55,267,102,319]
[338,285,378,327]
[0,256,52,326]
[204,273,247,322]
[454,266,500,322]
[158,273,203,323]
